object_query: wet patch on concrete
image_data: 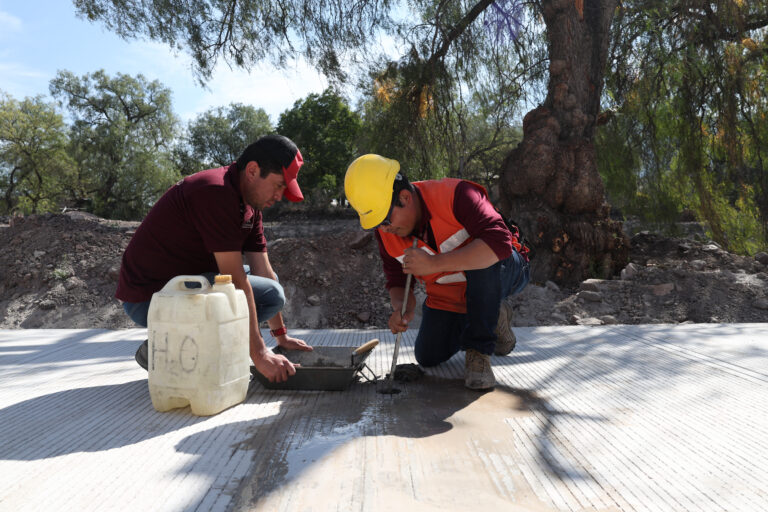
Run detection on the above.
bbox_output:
[231,376,557,511]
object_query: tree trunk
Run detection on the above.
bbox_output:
[499,0,628,285]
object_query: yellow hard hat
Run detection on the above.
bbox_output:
[344,154,401,229]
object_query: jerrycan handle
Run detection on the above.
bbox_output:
[161,275,212,294]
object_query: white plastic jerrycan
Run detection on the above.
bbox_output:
[147,274,250,416]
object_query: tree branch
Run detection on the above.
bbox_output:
[426,0,496,68]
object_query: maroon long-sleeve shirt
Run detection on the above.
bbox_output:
[116,164,266,303]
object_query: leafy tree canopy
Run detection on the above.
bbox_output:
[179,103,273,173]
[277,88,361,204]
[50,70,180,220]
[0,93,74,214]
[598,0,768,251]
[73,0,402,83]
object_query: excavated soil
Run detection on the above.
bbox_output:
[0,212,767,330]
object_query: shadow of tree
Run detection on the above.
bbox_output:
[172,375,596,509]
[0,381,206,460]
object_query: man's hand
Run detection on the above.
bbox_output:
[276,334,313,351]
[402,247,435,276]
[388,309,414,334]
[403,239,500,275]
[251,347,297,383]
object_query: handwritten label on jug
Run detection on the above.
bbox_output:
[151,331,199,373]
[179,335,199,372]
[150,331,168,372]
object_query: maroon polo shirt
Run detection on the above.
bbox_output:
[115,164,266,303]
[375,180,515,290]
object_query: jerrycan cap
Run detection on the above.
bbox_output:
[214,274,233,284]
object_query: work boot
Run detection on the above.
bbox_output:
[465,349,495,390]
[494,299,517,356]
[135,339,148,371]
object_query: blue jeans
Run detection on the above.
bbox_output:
[414,250,530,366]
[122,266,285,328]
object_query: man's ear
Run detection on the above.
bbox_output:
[399,189,411,206]
[245,161,260,178]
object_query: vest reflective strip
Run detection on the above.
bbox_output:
[436,273,466,284]
[439,228,470,253]
[394,245,435,263]
[435,228,469,283]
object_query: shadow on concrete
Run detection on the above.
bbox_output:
[492,323,768,398]
[172,375,604,510]
[0,328,145,372]
[0,379,286,461]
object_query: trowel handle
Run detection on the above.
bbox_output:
[353,339,380,355]
[162,275,212,293]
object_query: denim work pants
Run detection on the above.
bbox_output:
[414,250,530,367]
[122,266,285,328]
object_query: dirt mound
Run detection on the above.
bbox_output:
[507,232,768,326]
[1,213,766,330]
[0,212,137,329]
[266,228,393,329]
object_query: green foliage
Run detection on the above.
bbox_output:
[73,0,400,83]
[350,1,534,191]
[595,97,685,226]
[177,103,273,173]
[599,1,768,254]
[50,70,180,220]
[716,189,767,255]
[38,0,768,254]
[357,76,523,193]
[277,88,361,204]
[0,93,75,214]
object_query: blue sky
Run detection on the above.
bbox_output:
[0,0,329,123]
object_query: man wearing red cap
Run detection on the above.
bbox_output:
[116,134,311,383]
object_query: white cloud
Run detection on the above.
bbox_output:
[0,61,49,99]
[117,40,329,123]
[0,10,22,36]
[191,61,329,122]
[0,61,46,79]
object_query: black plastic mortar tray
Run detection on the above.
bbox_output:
[251,340,379,391]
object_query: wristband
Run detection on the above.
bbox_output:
[270,326,288,337]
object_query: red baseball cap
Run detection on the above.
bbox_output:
[237,135,305,203]
[283,148,304,202]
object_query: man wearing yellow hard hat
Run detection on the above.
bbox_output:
[345,154,530,389]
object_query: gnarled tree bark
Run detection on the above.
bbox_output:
[499,0,628,285]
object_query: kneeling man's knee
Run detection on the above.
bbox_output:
[415,345,446,367]
[267,282,286,310]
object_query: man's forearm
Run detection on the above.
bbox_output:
[389,287,416,313]
[232,272,267,358]
[430,239,499,272]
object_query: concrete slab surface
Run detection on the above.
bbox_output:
[1,324,767,512]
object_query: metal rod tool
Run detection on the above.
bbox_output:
[382,238,418,394]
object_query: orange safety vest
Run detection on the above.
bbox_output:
[379,178,486,314]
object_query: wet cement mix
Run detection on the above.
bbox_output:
[0,212,767,330]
